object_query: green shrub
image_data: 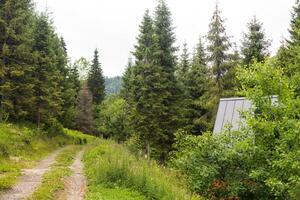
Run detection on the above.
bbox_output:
[45,119,65,136]
[0,142,9,157]
[170,59,300,199]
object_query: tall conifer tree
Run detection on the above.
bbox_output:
[127,4,182,160]
[32,13,63,127]
[153,0,182,160]
[178,42,190,85]
[121,57,134,102]
[207,3,230,93]
[0,0,35,121]
[130,9,159,159]
[57,40,80,128]
[288,0,300,46]
[186,38,214,134]
[277,0,300,95]
[241,16,270,65]
[87,49,105,104]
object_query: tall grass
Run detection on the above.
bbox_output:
[83,140,202,200]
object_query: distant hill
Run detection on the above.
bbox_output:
[105,76,122,95]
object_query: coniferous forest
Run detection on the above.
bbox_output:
[0,0,300,199]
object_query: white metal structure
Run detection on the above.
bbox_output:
[213,96,278,134]
[213,97,252,134]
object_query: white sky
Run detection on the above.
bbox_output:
[34,0,295,77]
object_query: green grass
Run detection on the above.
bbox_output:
[28,145,80,200]
[86,185,147,200]
[0,123,91,191]
[83,140,202,200]
[64,128,95,144]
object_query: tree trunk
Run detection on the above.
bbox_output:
[146,142,151,164]
[37,108,41,129]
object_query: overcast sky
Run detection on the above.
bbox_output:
[35,0,295,77]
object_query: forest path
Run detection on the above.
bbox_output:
[0,148,64,200]
[63,149,86,200]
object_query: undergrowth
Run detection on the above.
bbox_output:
[83,140,202,200]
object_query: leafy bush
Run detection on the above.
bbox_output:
[95,95,131,142]
[83,140,201,200]
[45,118,65,136]
[170,59,300,199]
[0,142,9,157]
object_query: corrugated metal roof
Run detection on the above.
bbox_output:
[213,96,278,134]
[213,97,252,134]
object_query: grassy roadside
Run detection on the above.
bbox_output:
[83,140,202,200]
[28,145,81,200]
[87,186,147,200]
[0,123,91,191]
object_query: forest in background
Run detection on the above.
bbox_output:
[105,76,122,95]
[0,0,299,199]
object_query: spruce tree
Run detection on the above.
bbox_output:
[31,13,64,128]
[0,0,35,121]
[241,16,270,65]
[87,49,105,104]
[277,0,300,95]
[177,42,190,85]
[52,35,69,122]
[186,38,214,134]
[121,57,134,102]
[222,46,241,97]
[127,5,182,160]
[207,3,230,93]
[288,0,300,46]
[60,65,80,128]
[154,0,177,71]
[153,0,182,160]
[130,9,158,159]
[54,36,80,128]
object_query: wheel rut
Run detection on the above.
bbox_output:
[64,149,86,200]
[0,148,63,200]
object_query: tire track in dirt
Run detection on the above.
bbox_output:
[0,148,63,200]
[64,150,86,200]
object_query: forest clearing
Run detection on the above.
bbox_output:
[0,0,300,199]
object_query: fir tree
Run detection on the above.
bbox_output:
[276,0,300,95]
[0,0,35,121]
[121,57,134,102]
[186,38,214,134]
[241,16,270,65]
[154,0,177,71]
[70,64,81,95]
[288,0,300,46]
[87,49,105,104]
[129,10,158,159]
[177,42,190,85]
[133,9,153,64]
[153,0,182,160]
[126,5,182,161]
[31,13,64,128]
[207,3,230,93]
[222,46,241,97]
